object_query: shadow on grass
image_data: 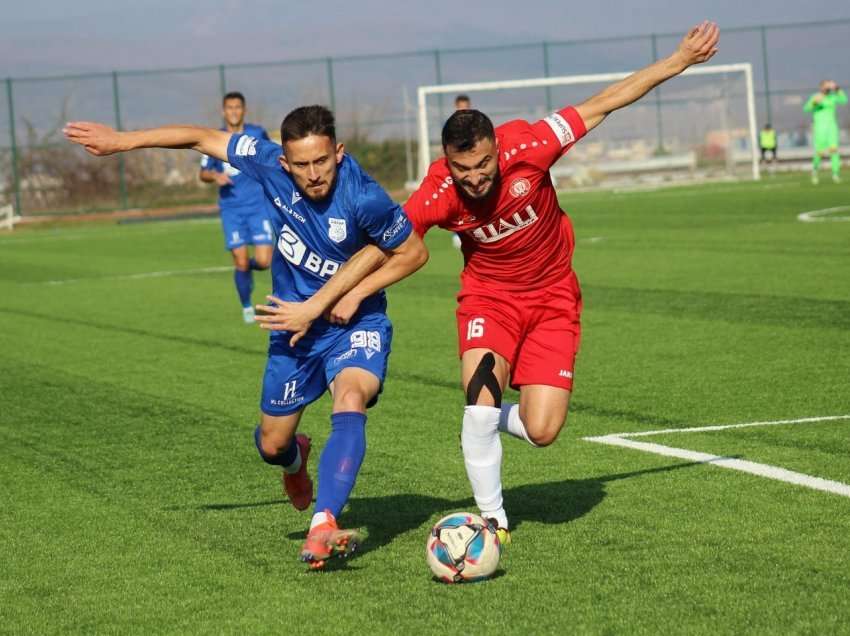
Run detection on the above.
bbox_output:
[344,460,702,559]
[194,460,702,566]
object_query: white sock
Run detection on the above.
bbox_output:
[498,402,539,447]
[282,443,302,475]
[462,405,509,529]
[310,511,330,529]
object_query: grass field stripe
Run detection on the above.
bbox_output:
[0,218,218,245]
[797,205,850,223]
[39,266,232,286]
[584,435,850,498]
[605,414,850,438]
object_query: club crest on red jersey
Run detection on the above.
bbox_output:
[509,177,531,198]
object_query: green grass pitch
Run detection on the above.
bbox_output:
[1,173,849,634]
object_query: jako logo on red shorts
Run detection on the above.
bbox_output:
[509,177,531,198]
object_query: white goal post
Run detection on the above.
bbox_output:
[416,63,760,183]
[0,204,19,231]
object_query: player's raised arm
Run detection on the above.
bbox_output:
[576,21,720,131]
[63,121,231,162]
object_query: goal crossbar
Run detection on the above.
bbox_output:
[416,63,760,182]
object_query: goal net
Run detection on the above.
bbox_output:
[416,63,759,187]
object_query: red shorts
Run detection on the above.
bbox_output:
[456,271,582,391]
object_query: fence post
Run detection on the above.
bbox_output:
[434,49,444,122]
[112,71,128,209]
[542,41,553,112]
[326,58,336,112]
[760,25,772,125]
[650,34,665,153]
[218,64,227,98]
[5,78,21,216]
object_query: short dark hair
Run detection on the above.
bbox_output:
[455,94,471,104]
[442,109,495,152]
[280,105,336,143]
[223,91,245,105]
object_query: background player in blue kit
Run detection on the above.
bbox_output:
[199,91,275,323]
[64,106,428,568]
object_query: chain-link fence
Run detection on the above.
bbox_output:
[2,19,849,216]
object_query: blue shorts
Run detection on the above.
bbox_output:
[260,314,393,416]
[221,206,274,250]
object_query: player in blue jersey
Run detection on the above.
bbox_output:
[199,92,275,323]
[64,106,428,568]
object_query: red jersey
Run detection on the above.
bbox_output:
[405,106,587,292]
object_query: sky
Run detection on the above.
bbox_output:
[1,0,849,77]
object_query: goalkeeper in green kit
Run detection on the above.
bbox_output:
[804,80,847,184]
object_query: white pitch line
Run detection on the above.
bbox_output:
[583,414,850,498]
[584,435,850,498]
[603,414,850,439]
[35,265,232,286]
[797,205,850,223]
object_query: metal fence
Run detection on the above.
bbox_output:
[2,18,849,216]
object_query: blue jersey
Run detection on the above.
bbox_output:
[226,133,413,349]
[201,123,271,211]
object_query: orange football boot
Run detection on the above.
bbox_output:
[300,510,362,569]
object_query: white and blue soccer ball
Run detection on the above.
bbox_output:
[426,512,501,583]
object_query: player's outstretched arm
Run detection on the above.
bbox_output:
[200,167,232,186]
[63,122,231,162]
[576,21,719,131]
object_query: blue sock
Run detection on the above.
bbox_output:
[314,412,367,518]
[254,426,298,467]
[234,268,254,308]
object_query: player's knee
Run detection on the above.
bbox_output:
[524,411,568,447]
[527,428,558,447]
[253,253,272,270]
[256,426,293,460]
[332,385,369,414]
[465,352,502,407]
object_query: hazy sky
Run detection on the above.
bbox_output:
[1,0,848,77]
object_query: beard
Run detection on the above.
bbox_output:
[457,170,500,201]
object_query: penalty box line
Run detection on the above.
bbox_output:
[583,414,850,498]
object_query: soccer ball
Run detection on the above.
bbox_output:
[426,512,501,583]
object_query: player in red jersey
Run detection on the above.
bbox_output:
[273,22,720,538]
[418,22,722,537]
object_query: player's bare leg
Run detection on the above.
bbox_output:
[460,348,512,539]
[506,384,571,447]
[251,244,273,270]
[255,409,314,511]
[300,368,378,568]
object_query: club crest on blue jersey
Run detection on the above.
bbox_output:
[328,218,347,243]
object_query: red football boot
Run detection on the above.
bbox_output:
[281,434,312,511]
